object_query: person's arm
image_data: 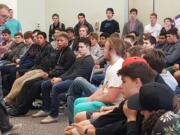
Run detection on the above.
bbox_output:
[49,25,53,42]
[115,21,120,33]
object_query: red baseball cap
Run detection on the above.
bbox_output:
[122,57,148,68]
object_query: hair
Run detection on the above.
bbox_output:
[8,8,13,12]
[2,29,11,35]
[107,37,126,57]
[37,31,47,39]
[54,27,63,32]
[143,34,157,45]
[118,62,155,84]
[141,48,166,73]
[124,41,132,52]
[89,32,98,41]
[127,46,143,57]
[0,4,9,10]
[14,32,23,38]
[24,31,33,39]
[106,8,114,14]
[164,17,173,23]
[78,37,91,47]
[79,25,88,33]
[33,29,41,34]
[150,13,157,18]
[125,34,136,42]
[130,8,138,14]
[100,32,110,39]
[52,13,59,18]
[110,32,120,38]
[78,13,85,18]
[66,27,75,33]
[130,31,139,37]
[55,32,69,41]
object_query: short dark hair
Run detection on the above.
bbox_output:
[66,27,75,33]
[106,8,114,14]
[78,37,91,47]
[37,31,47,39]
[166,28,178,38]
[100,32,110,39]
[141,48,166,73]
[127,46,143,57]
[14,32,23,38]
[55,32,69,41]
[150,13,157,18]
[78,13,85,18]
[118,62,155,84]
[33,29,41,34]
[130,8,138,14]
[52,13,59,18]
[164,17,173,23]
[24,31,33,39]
[2,29,11,35]
[89,32,98,41]
[144,35,157,45]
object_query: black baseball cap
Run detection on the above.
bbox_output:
[128,82,174,111]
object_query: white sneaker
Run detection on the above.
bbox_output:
[40,116,58,124]
[2,123,22,135]
[32,110,48,118]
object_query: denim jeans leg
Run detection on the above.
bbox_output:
[49,80,73,117]
[41,79,52,112]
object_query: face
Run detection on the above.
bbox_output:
[78,15,85,24]
[164,19,172,28]
[130,11,137,21]
[158,36,166,45]
[52,16,59,24]
[25,38,33,45]
[56,36,68,49]
[143,40,154,49]
[90,37,97,46]
[14,35,23,44]
[166,34,175,44]
[79,27,88,37]
[121,76,141,98]
[78,42,89,56]
[9,10,13,18]
[0,7,9,25]
[150,15,157,25]
[99,36,106,47]
[2,33,10,41]
[106,11,113,19]
[103,40,111,61]
[67,31,74,39]
[37,35,46,46]
[32,32,38,43]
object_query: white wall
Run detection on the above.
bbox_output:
[17,0,46,32]
[45,0,128,35]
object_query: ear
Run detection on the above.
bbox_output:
[134,78,143,88]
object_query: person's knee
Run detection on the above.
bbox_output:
[74,111,87,123]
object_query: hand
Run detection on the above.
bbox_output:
[100,106,115,112]
[123,101,137,122]
[88,96,94,102]
[95,65,100,69]
[64,126,74,135]
[173,64,179,71]
[42,72,49,79]
[71,124,86,135]
[15,58,21,64]
[51,77,61,84]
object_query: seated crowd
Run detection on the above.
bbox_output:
[1,3,180,135]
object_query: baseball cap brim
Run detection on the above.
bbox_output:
[127,93,142,110]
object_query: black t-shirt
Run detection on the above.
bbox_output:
[100,19,120,35]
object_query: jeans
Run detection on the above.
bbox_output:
[41,79,73,117]
[66,77,97,124]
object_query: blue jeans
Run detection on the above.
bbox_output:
[41,79,73,117]
[66,77,97,124]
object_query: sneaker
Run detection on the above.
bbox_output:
[40,116,58,124]
[2,123,22,135]
[32,110,48,118]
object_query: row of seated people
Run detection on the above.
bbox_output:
[1,26,180,135]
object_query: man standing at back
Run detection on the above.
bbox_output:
[100,8,120,35]
[122,8,143,44]
[49,13,65,42]
[74,13,94,37]
[4,9,22,37]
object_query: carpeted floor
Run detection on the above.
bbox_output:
[10,110,68,135]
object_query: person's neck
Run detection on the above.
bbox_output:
[131,18,137,22]
[40,42,46,48]
[81,52,90,58]
[151,22,156,27]
[107,18,113,21]
[109,55,120,65]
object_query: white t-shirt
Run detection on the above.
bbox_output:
[103,57,123,88]
[144,23,162,38]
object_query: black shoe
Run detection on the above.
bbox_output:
[7,108,25,117]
